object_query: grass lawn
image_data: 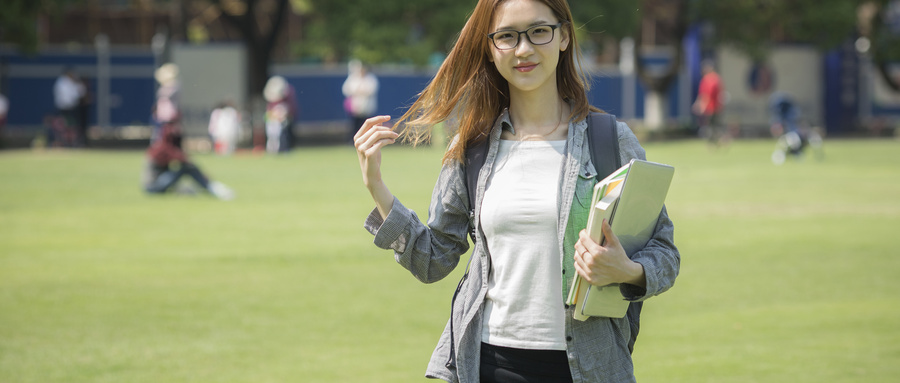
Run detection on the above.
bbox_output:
[1,138,899,382]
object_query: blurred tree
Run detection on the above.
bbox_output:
[700,0,900,91]
[290,0,893,127]
[567,0,874,129]
[694,0,860,62]
[864,0,900,91]
[205,0,292,108]
[0,0,82,53]
[568,0,640,63]
[297,0,472,65]
[567,0,689,130]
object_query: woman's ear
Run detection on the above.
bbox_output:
[559,25,570,52]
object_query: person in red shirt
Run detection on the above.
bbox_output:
[143,122,234,200]
[692,60,726,146]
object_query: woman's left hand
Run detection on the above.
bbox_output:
[573,219,645,287]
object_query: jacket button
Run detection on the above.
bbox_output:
[566,336,573,342]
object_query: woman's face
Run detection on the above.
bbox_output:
[488,0,569,96]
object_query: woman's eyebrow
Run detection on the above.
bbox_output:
[493,19,554,31]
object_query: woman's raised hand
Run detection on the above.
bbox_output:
[354,115,399,219]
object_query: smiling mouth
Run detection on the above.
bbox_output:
[515,63,538,72]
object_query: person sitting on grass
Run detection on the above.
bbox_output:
[143,122,235,200]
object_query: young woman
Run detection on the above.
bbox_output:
[354,0,680,382]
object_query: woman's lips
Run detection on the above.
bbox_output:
[515,63,537,72]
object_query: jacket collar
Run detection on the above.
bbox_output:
[497,108,515,135]
[494,105,588,139]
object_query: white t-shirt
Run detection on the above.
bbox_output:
[480,139,567,351]
[53,75,84,110]
[209,106,241,140]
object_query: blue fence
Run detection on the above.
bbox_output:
[1,47,692,136]
[1,48,157,130]
[5,39,895,141]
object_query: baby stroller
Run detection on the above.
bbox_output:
[768,92,824,165]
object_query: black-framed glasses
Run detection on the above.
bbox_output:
[487,23,562,50]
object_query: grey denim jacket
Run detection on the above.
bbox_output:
[364,111,680,383]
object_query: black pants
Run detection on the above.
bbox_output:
[480,343,573,383]
[145,163,210,193]
[279,122,294,152]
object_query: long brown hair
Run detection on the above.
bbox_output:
[395,0,598,163]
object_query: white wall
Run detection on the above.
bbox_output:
[171,44,246,136]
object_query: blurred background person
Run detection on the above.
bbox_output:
[692,60,726,147]
[342,59,378,143]
[75,73,92,147]
[0,93,9,148]
[52,66,85,147]
[208,100,242,156]
[152,63,181,143]
[0,92,7,148]
[768,91,824,164]
[143,122,234,200]
[263,75,297,154]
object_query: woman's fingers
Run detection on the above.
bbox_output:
[357,130,398,159]
[356,118,397,153]
[574,228,608,285]
[574,223,636,286]
[364,135,397,156]
[354,115,392,142]
[354,116,399,189]
[574,229,600,263]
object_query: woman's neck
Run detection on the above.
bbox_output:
[506,88,569,141]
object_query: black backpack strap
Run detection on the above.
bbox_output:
[587,112,621,178]
[464,138,489,244]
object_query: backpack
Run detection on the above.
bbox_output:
[463,112,643,354]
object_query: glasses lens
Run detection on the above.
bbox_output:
[493,31,518,50]
[528,25,554,45]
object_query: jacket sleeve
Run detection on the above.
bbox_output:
[363,159,472,284]
[615,122,681,300]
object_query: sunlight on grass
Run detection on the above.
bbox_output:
[1,138,899,382]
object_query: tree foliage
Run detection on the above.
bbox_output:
[0,0,82,54]
[294,0,642,65]
[4,0,897,92]
[867,0,900,90]
[206,0,291,100]
[692,0,899,90]
[296,0,475,65]
[694,0,861,62]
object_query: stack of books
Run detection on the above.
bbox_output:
[566,159,675,321]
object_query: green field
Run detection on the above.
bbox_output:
[1,138,899,382]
